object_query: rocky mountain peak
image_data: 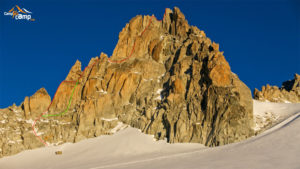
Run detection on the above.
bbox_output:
[163,7,189,37]
[65,60,82,81]
[30,87,49,97]
[0,7,255,158]
[111,7,203,62]
[254,73,300,103]
[282,73,300,91]
[21,87,51,119]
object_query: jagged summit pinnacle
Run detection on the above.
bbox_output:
[254,73,300,103]
[111,7,206,62]
[65,60,82,81]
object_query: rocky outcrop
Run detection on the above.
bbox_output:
[0,7,254,158]
[0,87,51,157]
[254,74,300,103]
[21,88,51,119]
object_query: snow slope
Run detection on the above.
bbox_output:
[253,100,300,131]
[0,100,300,169]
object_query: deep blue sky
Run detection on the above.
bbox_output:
[0,0,299,108]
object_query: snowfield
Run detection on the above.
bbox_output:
[253,100,300,131]
[0,100,300,169]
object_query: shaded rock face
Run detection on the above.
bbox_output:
[254,74,300,103]
[0,7,254,158]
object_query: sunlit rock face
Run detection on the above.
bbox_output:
[254,73,300,103]
[0,7,254,158]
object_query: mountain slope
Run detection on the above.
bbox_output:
[0,101,299,169]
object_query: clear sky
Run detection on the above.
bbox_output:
[0,0,299,108]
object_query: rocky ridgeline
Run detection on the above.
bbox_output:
[0,7,255,158]
[254,74,300,103]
